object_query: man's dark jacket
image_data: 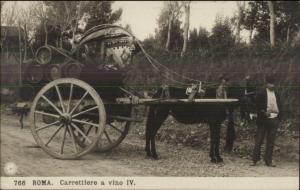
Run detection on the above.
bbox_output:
[255,87,282,121]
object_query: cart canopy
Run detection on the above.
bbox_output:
[74,24,140,69]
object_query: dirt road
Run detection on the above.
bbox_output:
[1,113,299,177]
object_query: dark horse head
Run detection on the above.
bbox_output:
[233,75,259,123]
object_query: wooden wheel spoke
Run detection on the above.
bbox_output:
[35,111,60,118]
[55,85,65,113]
[67,124,78,153]
[69,91,89,115]
[72,118,99,128]
[71,123,92,144]
[60,127,67,154]
[41,95,63,115]
[104,130,112,144]
[72,106,98,118]
[81,125,93,144]
[85,125,93,136]
[108,123,123,134]
[36,120,60,132]
[67,83,73,113]
[45,124,64,146]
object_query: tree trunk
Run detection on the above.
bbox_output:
[165,13,172,51]
[236,2,242,44]
[181,3,190,57]
[249,27,253,44]
[268,1,276,47]
[23,24,28,61]
[286,23,290,44]
[18,24,22,87]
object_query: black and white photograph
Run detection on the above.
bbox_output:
[0,1,299,189]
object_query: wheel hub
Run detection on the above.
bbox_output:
[60,113,72,125]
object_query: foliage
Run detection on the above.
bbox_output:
[209,16,235,58]
[84,1,122,30]
[242,1,300,45]
[188,27,209,56]
[30,1,123,49]
[154,1,184,52]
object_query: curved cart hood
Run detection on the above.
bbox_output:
[78,24,136,46]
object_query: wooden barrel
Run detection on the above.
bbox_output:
[44,64,62,81]
[62,61,82,78]
[23,64,43,83]
[35,46,53,65]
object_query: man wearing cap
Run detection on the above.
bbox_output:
[251,75,282,167]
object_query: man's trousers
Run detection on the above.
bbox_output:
[252,117,279,165]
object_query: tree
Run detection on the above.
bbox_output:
[188,27,209,56]
[39,1,122,48]
[30,2,54,46]
[162,1,183,51]
[155,2,183,52]
[209,16,235,58]
[268,1,276,47]
[16,2,46,60]
[124,24,133,34]
[84,1,122,30]
[241,1,300,45]
[1,1,18,48]
[1,1,5,13]
[242,1,260,44]
[197,27,210,54]
[181,1,191,57]
[189,28,198,51]
[42,1,88,47]
[234,1,246,44]
[276,1,300,44]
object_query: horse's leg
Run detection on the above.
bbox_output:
[151,107,169,159]
[224,109,236,152]
[209,121,223,163]
[145,106,155,157]
[145,106,169,159]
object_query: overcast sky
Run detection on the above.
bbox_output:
[113,1,245,40]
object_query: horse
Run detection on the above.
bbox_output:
[144,83,246,163]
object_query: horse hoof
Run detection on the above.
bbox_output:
[216,157,223,163]
[146,152,152,157]
[210,158,217,163]
[152,154,159,160]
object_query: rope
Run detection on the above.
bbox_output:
[136,41,218,88]
[137,41,201,83]
[144,53,190,86]
[138,43,190,87]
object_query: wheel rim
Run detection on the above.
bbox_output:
[74,113,131,152]
[30,78,106,159]
[97,119,130,152]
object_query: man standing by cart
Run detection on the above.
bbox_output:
[251,74,282,167]
[216,76,228,99]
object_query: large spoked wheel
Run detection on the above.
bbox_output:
[29,78,106,159]
[97,117,131,152]
[74,106,131,152]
